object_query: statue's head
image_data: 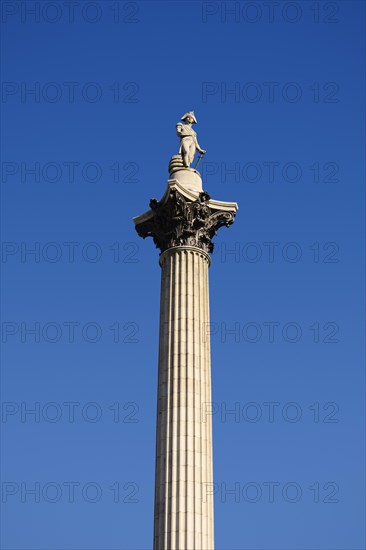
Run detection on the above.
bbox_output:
[181,111,197,124]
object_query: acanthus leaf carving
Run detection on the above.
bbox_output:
[135,189,236,254]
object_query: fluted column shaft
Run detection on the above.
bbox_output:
[153,246,214,550]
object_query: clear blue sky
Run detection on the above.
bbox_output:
[1,1,365,549]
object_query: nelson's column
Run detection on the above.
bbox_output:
[134,112,238,550]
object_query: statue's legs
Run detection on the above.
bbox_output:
[182,144,190,167]
[181,138,195,167]
[188,142,196,166]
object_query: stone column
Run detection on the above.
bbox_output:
[155,245,213,550]
[134,172,237,550]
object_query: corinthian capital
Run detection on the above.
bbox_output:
[134,179,238,255]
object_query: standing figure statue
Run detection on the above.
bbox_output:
[176,111,206,168]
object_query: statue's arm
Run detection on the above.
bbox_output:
[194,135,206,154]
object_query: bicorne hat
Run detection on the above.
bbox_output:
[181,111,197,124]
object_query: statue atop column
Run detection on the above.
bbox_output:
[133,109,238,550]
[169,111,206,175]
[176,111,206,167]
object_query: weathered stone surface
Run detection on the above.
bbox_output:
[153,246,214,550]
